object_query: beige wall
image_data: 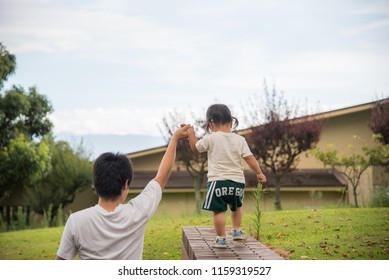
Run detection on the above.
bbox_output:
[373,166,389,186]
[254,189,344,211]
[294,109,379,207]
[123,188,345,217]
[299,109,373,169]
[64,187,98,214]
[131,153,164,171]
[131,153,184,172]
[352,167,389,207]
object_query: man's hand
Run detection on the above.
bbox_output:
[171,124,190,141]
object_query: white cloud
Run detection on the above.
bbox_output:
[260,50,389,91]
[1,0,234,83]
[183,0,288,16]
[1,0,388,127]
[50,106,215,136]
[51,108,167,136]
[1,1,186,55]
[342,18,389,36]
[348,0,389,16]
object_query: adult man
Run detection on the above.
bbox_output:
[56,125,190,259]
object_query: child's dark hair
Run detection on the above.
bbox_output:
[93,152,134,200]
[205,104,239,133]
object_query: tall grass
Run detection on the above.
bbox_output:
[249,183,264,240]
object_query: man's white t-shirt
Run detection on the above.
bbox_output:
[56,180,162,260]
[196,131,253,183]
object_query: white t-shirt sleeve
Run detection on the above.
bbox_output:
[57,216,78,260]
[241,137,253,158]
[130,180,162,219]
[195,134,209,153]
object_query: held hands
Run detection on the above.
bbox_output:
[171,124,191,141]
[186,124,195,136]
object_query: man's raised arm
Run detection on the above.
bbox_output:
[153,124,190,189]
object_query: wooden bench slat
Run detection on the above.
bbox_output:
[182,226,284,260]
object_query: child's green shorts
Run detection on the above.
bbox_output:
[202,180,245,212]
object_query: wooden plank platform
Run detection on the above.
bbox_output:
[182,226,284,260]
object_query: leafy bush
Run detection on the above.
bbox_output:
[369,186,389,208]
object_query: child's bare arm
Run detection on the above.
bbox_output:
[153,124,190,189]
[244,155,267,183]
[187,125,199,153]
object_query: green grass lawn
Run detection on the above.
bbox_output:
[258,208,389,260]
[0,208,388,260]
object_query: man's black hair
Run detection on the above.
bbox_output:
[93,152,134,200]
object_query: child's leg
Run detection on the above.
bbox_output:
[213,211,226,237]
[231,206,242,230]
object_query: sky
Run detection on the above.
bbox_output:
[1,0,389,138]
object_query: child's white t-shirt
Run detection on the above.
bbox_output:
[196,131,253,183]
[56,180,162,260]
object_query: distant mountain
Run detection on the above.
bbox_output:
[55,133,166,159]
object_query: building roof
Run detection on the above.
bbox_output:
[127,145,167,158]
[129,169,345,191]
[238,99,378,135]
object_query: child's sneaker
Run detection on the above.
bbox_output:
[212,237,228,248]
[230,229,247,241]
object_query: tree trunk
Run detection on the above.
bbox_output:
[353,185,359,208]
[274,181,282,210]
[337,186,347,207]
[194,175,203,215]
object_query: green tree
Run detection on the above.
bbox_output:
[0,42,16,90]
[25,139,93,226]
[311,137,389,207]
[0,43,53,200]
[0,134,51,199]
[0,86,53,147]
